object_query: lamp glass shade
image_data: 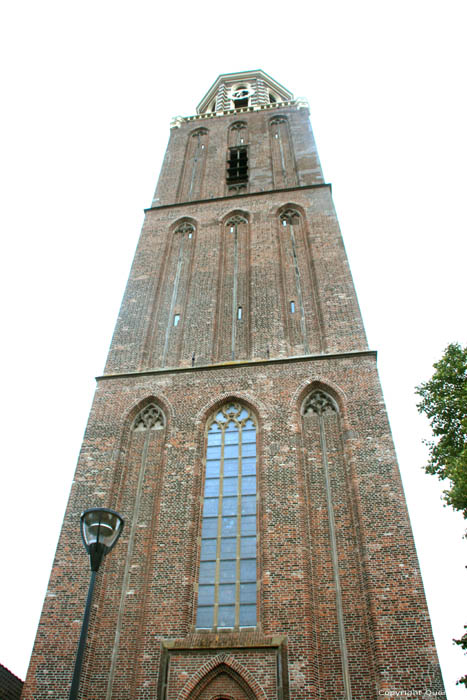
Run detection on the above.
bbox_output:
[80,508,124,554]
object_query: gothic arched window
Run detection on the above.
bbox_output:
[270,116,297,187]
[178,128,209,201]
[196,402,257,629]
[215,214,250,362]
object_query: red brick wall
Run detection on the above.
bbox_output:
[22,93,444,700]
[22,355,444,699]
[105,186,368,375]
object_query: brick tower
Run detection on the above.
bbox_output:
[22,70,444,700]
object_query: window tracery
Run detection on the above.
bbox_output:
[174,221,195,236]
[302,390,338,416]
[196,402,257,629]
[132,403,165,431]
[226,214,248,228]
[280,209,300,225]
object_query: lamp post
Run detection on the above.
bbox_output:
[69,507,124,700]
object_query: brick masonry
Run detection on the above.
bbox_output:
[22,72,444,700]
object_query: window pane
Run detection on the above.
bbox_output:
[222,496,237,516]
[224,444,239,458]
[203,498,218,516]
[240,582,256,603]
[242,429,256,443]
[223,477,237,496]
[207,446,221,459]
[199,561,216,583]
[221,516,237,537]
[224,431,239,445]
[218,605,235,627]
[241,495,256,515]
[244,419,255,429]
[240,536,256,557]
[239,408,249,420]
[242,458,256,475]
[223,459,238,476]
[242,476,256,495]
[239,604,256,626]
[196,606,214,628]
[219,584,236,604]
[200,539,217,560]
[206,460,221,477]
[220,538,237,559]
[198,585,215,605]
[219,560,236,583]
[240,559,256,582]
[202,518,218,538]
[208,431,221,446]
[242,442,256,457]
[204,478,219,497]
[225,421,237,432]
[241,515,256,535]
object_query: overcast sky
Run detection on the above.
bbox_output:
[0,0,466,696]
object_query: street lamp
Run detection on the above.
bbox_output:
[69,507,124,700]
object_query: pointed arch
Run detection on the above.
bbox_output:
[99,392,169,700]
[227,123,249,193]
[228,121,248,147]
[194,392,264,431]
[171,217,198,238]
[215,213,251,362]
[178,127,209,201]
[269,115,298,187]
[177,655,268,700]
[145,214,197,367]
[275,204,324,354]
[299,380,375,700]
[222,209,249,226]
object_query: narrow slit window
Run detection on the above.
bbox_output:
[290,301,295,313]
[237,306,242,320]
[173,314,180,326]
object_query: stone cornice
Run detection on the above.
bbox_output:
[96,350,377,382]
[145,183,331,213]
[171,98,309,129]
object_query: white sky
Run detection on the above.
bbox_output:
[0,0,466,696]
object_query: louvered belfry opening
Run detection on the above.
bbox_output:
[227,147,248,185]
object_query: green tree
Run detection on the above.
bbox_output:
[416,343,467,517]
[416,342,467,687]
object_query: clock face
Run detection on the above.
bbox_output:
[232,88,250,99]
[230,85,255,101]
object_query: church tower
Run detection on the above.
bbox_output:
[22,70,444,700]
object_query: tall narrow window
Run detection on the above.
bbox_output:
[270,116,298,188]
[177,128,208,202]
[197,402,257,629]
[227,147,248,185]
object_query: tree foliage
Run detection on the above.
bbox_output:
[453,627,467,687]
[416,343,467,686]
[416,343,467,518]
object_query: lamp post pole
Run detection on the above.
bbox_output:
[69,569,97,700]
[69,508,124,700]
